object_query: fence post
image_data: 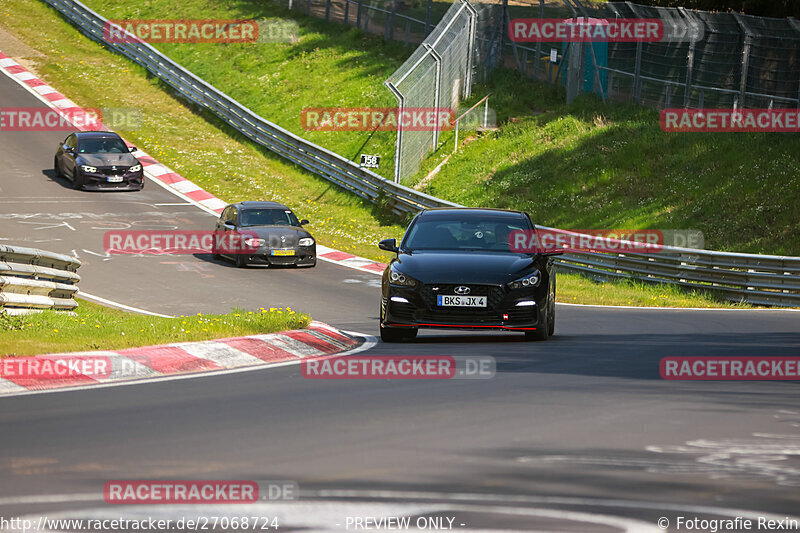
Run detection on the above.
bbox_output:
[344,0,350,25]
[425,0,433,35]
[357,0,363,28]
[533,0,544,79]
[424,43,442,148]
[788,18,800,108]
[325,0,331,20]
[387,0,397,41]
[626,2,646,104]
[679,8,697,108]
[307,0,311,17]
[463,0,478,98]
[364,9,370,32]
[733,13,755,109]
[386,82,404,183]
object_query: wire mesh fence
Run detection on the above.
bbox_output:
[384,1,480,182]
[506,0,800,110]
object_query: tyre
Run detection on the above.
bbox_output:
[235,253,249,268]
[71,170,85,190]
[548,277,556,336]
[525,302,549,341]
[54,157,64,179]
[380,324,409,343]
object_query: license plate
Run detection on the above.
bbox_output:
[271,249,295,256]
[437,295,487,307]
[107,176,124,183]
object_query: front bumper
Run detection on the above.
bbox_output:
[381,283,545,332]
[243,246,316,266]
[80,169,144,191]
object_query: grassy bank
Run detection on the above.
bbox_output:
[0,300,310,357]
[415,69,800,255]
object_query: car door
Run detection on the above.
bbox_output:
[59,134,77,178]
[217,206,238,257]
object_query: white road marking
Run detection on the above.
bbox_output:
[77,291,173,318]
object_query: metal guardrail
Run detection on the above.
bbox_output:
[41,0,460,219]
[537,226,800,307]
[0,245,81,315]
[42,0,800,307]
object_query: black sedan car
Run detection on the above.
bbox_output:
[378,208,559,342]
[213,201,316,268]
[54,131,144,191]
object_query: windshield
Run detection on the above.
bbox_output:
[239,208,300,227]
[77,138,130,154]
[403,214,531,252]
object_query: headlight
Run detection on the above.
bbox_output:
[244,238,265,247]
[508,270,541,290]
[129,164,142,172]
[298,237,314,247]
[389,267,417,287]
[80,165,97,173]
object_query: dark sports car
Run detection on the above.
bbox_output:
[378,208,559,342]
[54,131,144,191]
[213,201,316,268]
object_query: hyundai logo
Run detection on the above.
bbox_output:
[454,286,471,295]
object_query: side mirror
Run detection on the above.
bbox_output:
[64,146,74,154]
[378,238,399,253]
[129,146,138,153]
[224,220,236,227]
[300,219,309,226]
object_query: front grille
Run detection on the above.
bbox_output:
[98,167,129,175]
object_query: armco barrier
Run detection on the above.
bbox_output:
[0,245,81,315]
[40,0,800,307]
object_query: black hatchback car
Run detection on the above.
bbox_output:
[213,201,316,268]
[54,131,144,191]
[378,208,559,342]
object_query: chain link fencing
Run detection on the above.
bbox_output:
[506,0,800,110]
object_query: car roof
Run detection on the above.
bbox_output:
[233,201,291,210]
[74,131,123,139]
[419,207,527,218]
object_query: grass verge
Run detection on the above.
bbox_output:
[0,299,310,357]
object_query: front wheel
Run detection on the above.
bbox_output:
[235,254,249,268]
[54,157,64,179]
[525,302,550,341]
[380,324,414,343]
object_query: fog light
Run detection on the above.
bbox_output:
[515,300,536,307]
[390,296,409,303]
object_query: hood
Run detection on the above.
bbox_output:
[394,250,537,285]
[77,153,139,167]
[242,225,311,247]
